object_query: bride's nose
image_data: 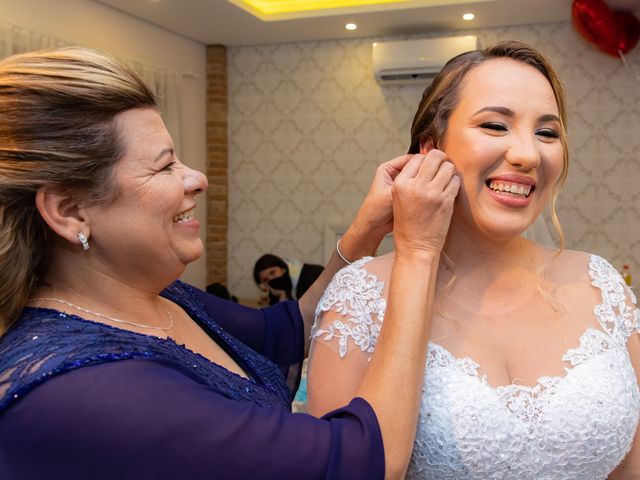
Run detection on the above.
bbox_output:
[505,133,541,171]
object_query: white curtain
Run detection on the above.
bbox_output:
[0,21,184,156]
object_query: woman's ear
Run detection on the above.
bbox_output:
[419,137,434,155]
[35,187,90,247]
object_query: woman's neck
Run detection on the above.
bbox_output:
[35,246,175,324]
[440,219,542,288]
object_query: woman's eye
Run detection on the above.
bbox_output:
[480,122,508,132]
[161,161,176,172]
[536,129,559,139]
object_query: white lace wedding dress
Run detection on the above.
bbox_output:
[311,254,640,479]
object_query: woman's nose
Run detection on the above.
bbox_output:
[505,134,541,171]
[184,167,208,194]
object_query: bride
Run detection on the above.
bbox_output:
[307,40,640,479]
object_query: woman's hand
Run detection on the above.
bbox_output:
[298,154,427,354]
[392,150,459,259]
[352,154,414,239]
[338,154,416,261]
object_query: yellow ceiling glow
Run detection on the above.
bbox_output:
[238,0,407,16]
[228,0,495,21]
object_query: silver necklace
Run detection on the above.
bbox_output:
[29,297,174,331]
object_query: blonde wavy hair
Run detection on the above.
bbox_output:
[0,47,157,333]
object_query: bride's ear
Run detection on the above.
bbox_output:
[419,137,434,155]
[35,186,90,247]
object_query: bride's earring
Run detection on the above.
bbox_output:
[77,232,90,251]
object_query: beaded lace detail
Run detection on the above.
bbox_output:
[312,257,385,358]
[312,254,640,479]
[0,281,291,414]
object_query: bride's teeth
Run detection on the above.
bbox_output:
[488,181,532,197]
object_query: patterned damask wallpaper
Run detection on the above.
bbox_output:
[227,22,640,299]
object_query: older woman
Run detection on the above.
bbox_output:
[0,47,458,479]
[309,41,640,479]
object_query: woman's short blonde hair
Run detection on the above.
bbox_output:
[0,47,157,332]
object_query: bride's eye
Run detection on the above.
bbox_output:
[480,122,508,132]
[536,128,559,140]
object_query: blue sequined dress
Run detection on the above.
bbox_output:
[0,281,384,479]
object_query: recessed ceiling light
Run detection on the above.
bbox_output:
[462,12,475,20]
[346,23,357,30]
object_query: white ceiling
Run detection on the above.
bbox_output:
[95,0,582,46]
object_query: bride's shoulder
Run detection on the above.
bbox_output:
[541,247,621,284]
[343,252,395,282]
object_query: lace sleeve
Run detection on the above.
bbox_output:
[310,257,387,361]
[589,255,640,341]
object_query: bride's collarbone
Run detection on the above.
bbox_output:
[428,309,599,389]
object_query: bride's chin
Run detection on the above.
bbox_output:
[472,220,537,243]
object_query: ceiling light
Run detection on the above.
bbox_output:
[462,12,474,20]
[228,0,495,22]
[346,23,357,30]
[232,0,406,16]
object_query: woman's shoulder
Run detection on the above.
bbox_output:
[542,247,635,306]
[346,252,395,283]
[541,247,617,283]
[315,254,393,316]
[321,253,394,301]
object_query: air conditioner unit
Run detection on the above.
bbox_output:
[373,35,478,85]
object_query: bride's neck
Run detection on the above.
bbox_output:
[441,221,539,282]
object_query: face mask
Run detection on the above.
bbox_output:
[268,274,292,292]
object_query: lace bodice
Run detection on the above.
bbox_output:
[312,255,640,479]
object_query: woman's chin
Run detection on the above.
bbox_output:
[175,240,204,267]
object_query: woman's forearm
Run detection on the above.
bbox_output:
[298,218,387,355]
[298,155,416,356]
[355,252,439,479]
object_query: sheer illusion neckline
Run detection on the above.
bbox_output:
[426,254,636,395]
[426,324,617,394]
[314,253,637,399]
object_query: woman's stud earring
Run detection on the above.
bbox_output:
[77,232,89,251]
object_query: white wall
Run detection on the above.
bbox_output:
[0,0,208,288]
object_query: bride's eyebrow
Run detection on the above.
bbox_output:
[472,106,560,123]
[538,113,560,123]
[472,106,513,117]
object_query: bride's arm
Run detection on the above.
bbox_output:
[297,155,413,356]
[307,256,392,416]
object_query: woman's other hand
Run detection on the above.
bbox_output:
[353,154,414,239]
[338,154,415,262]
[392,150,459,259]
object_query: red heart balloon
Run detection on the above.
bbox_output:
[572,0,640,57]
[614,10,640,54]
[572,0,620,56]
